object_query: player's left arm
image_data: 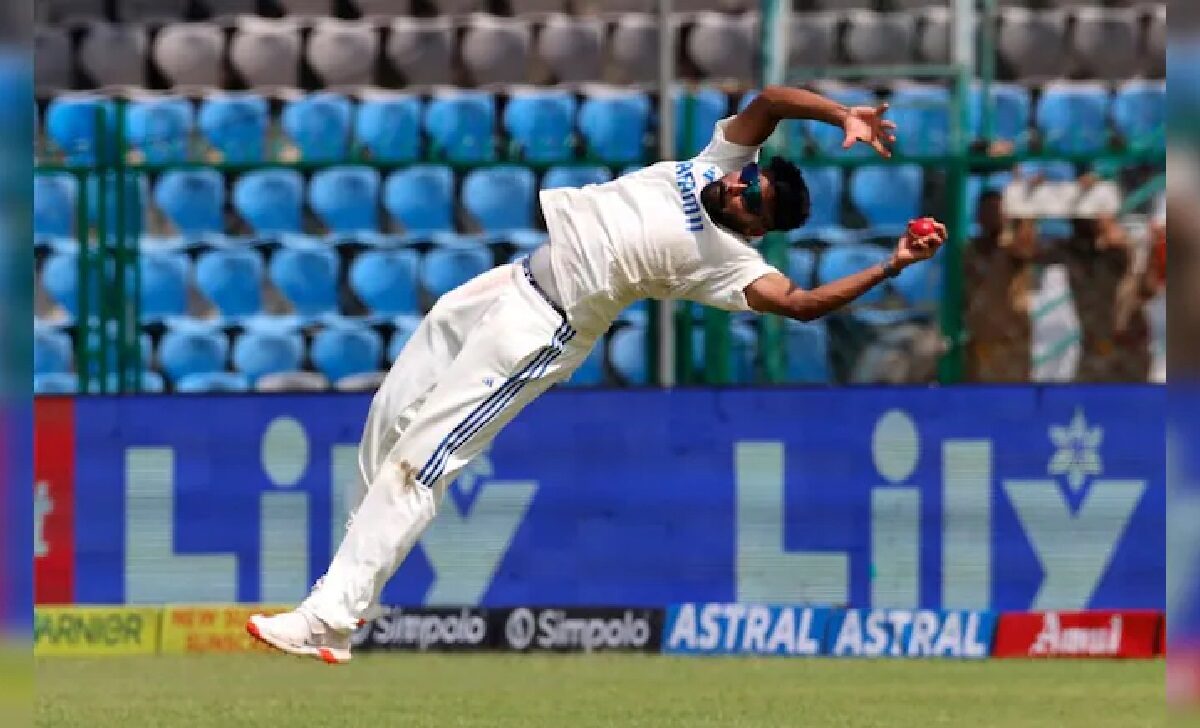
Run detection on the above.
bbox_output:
[744,222,947,322]
[723,85,897,158]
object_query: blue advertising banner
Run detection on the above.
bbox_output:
[58,386,1163,611]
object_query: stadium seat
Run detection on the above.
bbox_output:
[154,169,225,237]
[968,83,1031,147]
[541,166,612,190]
[195,248,263,318]
[888,84,951,156]
[198,0,256,20]
[383,165,456,233]
[799,166,843,230]
[893,252,942,310]
[309,166,381,234]
[257,371,331,393]
[117,0,188,22]
[1036,82,1111,155]
[818,245,891,305]
[34,173,78,239]
[106,370,165,394]
[233,329,305,383]
[503,89,577,163]
[687,12,756,84]
[78,22,147,88]
[674,87,727,159]
[563,342,605,386]
[1112,80,1166,151]
[139,250,190,321]
[233,169,304,236]
[421,246,492,299]
[579,90,651,164]
[850,165,923,232]
[1147,5,1166,78]
[175,372,248,393]
[428,0,487,14]
[1073,7,1140,81]
[783,319,830,384]
[461,166,537,232]
[424,91,496,163]
[997,8,1070,80]
[153,22,225,89]
[198,93,269,163]
[352,0,418,16]
[608,325,648,385]
[34,373,78,395]
[34,26,71,91]
[34,327,73,375]
[306,18,379,88]
[46,94,116,165]
[125,96,193,164]
[42,0,106,24]
[348,248,420,316]
[230,17,301,89]
[311,322,384,383]
[787,12,837,69]
[537,14,603,83]
[269,242,340,317]
[462,15,532,85]
[610,14,659,84]
[844,11,914,67]
[282,92,353,163]
[158,323,229,383]
[691,319,757,384]
[915,6,950,64]
[355,92,421,163]
[276,0,334,16]
[386,17,455,86]
[787,247,817,288]
[85,171,148,240]
[389,314,422,360]
[41,252,83,317]
[804,85,877,158]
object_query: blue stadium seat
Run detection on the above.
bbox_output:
[608,324,648,385]
[282,92,353,162]
[424,91,496,163]
[388,314,422,361]
[154,169,225,237]
[233,328,304,383]
[158,323,229,383]
[563,341,605,386]
[675,87,728,159]
[541,165,612,190]
[269,242,339,317]
[34,373,78,395]
[383,166,455,234]
[799,166,843,229]
[888,84,951,155]
[850,165,923,233]
[41,252,81,317]
[691,319,757,384]
[34,326,72,375]
[311,322,383,383]
[893,252,942,310]
[805,86,877,158]
[461,166,536,232]
[420,245,492,299]
[234,169,304,236]
[195,248,263,318]
[349,248,420,316]
[787,247,817,288]
[818,244,891,305]
[355,93,422,163]
[87,171,148,239]
[175,372,248,393]
[34,173,78,239]
[308,166,381,234]
[503,89,577,163]
[125,96,193,163]
[578,91,651,164]
[505,230,548,260]
[1112,80,1166,151]
[139,249,190,321]
[783,319,830,384]
[198,92,269,163]
[1036,83,1111,155]
[968,83,1032,147]
[45,94,116,164]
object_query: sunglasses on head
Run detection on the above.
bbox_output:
[738,162,763,215]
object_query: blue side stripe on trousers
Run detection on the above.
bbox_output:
[422,327,576,485]
[417,322,572,486]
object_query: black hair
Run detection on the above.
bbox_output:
[764,156,811,232]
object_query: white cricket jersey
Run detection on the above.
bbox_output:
[539,116,780,337]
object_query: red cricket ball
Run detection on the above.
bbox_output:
[908,218,937,238]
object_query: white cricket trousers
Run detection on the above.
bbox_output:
[302,262,594,631]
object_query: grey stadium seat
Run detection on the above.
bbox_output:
[686,12,756,84]
[787,12,837,70]
[117,0,189,23]
[997,8,1070,81]
[538,14,604,83]
[461,14,532,86]
[43,0,107,24]
[386,17,455,87]
[916,6,951,64]
[198,0,257,20]
[843,11,915,67]
[34,26,72,91]
[350,0,413,18]
[1073,7,1140,81]
[428,0,488,14]
[78,22,147,88]
[1145,4,1166,78]
[153,22,226,89]
[306,18,380,88]
[609,13,659,84]
[275,0,335,18]
[509,0,568,14]
[255,371,330,393]
[230,17,302,90]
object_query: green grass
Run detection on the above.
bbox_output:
[37,654,1163,728]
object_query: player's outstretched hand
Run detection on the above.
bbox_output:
[894,218,947,268]
[842,103,897,159]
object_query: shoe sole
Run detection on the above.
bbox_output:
[245,617,351,665]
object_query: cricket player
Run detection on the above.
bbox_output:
[247,85,947,663]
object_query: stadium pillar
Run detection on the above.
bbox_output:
[656,0,676,388]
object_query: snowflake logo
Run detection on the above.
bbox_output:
[1047,408,1104,493]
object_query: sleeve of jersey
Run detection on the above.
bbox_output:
[688,256,780,313]
[694,117,760,166]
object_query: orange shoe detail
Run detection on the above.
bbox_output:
[318,647,341,665]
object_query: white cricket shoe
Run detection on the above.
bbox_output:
[246,609,352,665]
